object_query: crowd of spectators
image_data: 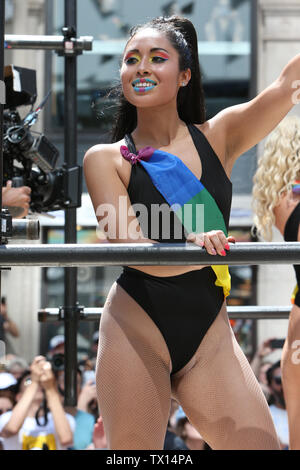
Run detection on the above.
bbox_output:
[0,329,291,450]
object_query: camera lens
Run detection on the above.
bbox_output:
[7,126,33,151]
[51,353,64,371]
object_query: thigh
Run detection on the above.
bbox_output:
[96,282,172,450]
[171,304,280,450]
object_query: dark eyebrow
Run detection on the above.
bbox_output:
[125,47,170,55]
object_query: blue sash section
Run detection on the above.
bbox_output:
[139,149,205,206]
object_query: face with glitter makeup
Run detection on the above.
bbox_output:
[121,28,191,108]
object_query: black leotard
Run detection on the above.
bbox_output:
[116,124,232,374]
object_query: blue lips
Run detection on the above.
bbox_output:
[132,79,157,92]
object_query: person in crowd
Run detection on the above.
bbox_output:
[0,355,75,450]
[175,407,209,450]
[84,13,300,449]
[252,115,300,449]
[85,415,107,450]
[0,297,19,343]
[5,357,29,381]
[266,361,289,449]
[0,389,16,451]
[250,338,279,401]
[47,335,65,358]
[2,180,31,219]
[0,372,17,392]
[0,389,16,417]
[55,364,96,450]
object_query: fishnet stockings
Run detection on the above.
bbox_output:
[96,283,280,450]
[172,305,280,450]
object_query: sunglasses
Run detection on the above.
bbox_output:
[273,376,282,385]
[0,408,12,415]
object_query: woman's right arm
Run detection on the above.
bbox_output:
[83,144,154,245]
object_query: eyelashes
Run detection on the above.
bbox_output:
[149,56,168,63]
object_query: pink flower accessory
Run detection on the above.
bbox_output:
[120,145,154,165]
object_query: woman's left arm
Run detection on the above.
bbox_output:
[220,53,300,164]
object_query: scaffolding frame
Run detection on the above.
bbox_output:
[0,0,92,406]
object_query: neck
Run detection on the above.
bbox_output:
[132,102,186,149]
[27,401,42,417]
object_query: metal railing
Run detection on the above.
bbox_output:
[0,241,299,266]
[38,305,292,322]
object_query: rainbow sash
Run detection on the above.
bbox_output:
[121,145,231,298]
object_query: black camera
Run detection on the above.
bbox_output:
[2,65,82,213]
[50,353,65,372]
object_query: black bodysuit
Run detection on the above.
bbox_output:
[284,202,300,307]
[117,124,232,375]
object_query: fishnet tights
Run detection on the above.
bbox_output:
[96,282,280,450]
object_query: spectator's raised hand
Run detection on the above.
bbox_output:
[257,338,276,359]
[39,361,56,391]
[77,380,97,413]
[30,356,47,384]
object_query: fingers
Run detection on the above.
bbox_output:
[187,231,235,256]
[22,186,32,195]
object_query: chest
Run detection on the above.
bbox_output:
[118,140,203,191]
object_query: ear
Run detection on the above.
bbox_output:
[179,68,191,87]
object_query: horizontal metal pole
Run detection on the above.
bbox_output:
[4,34,93,51]
[227,305,291,319]
[38,305,292,322]
[0,242,299,267]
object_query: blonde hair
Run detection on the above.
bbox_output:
[252,115,300,241]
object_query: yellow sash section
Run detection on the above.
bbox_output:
[291,284,299,304]
[212,265,231,298]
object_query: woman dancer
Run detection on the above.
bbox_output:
[253,116,300,449]
[84,15,300,449]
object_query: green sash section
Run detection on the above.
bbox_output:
[175,188,231,298]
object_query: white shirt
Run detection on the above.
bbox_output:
[0,411,76,450]
[269,404,289,447]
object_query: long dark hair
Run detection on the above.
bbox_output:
[110,15,206,143]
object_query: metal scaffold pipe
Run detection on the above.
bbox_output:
[38,305,292,322]
[0,242,299,267]
[4,34,93,51]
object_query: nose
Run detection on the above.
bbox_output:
[136,56,151,76]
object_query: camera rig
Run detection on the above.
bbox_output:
[2,65,82,214]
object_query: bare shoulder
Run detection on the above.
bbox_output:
[193,116,228,169]
[83,141,123,168]
[83,139,131,188]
